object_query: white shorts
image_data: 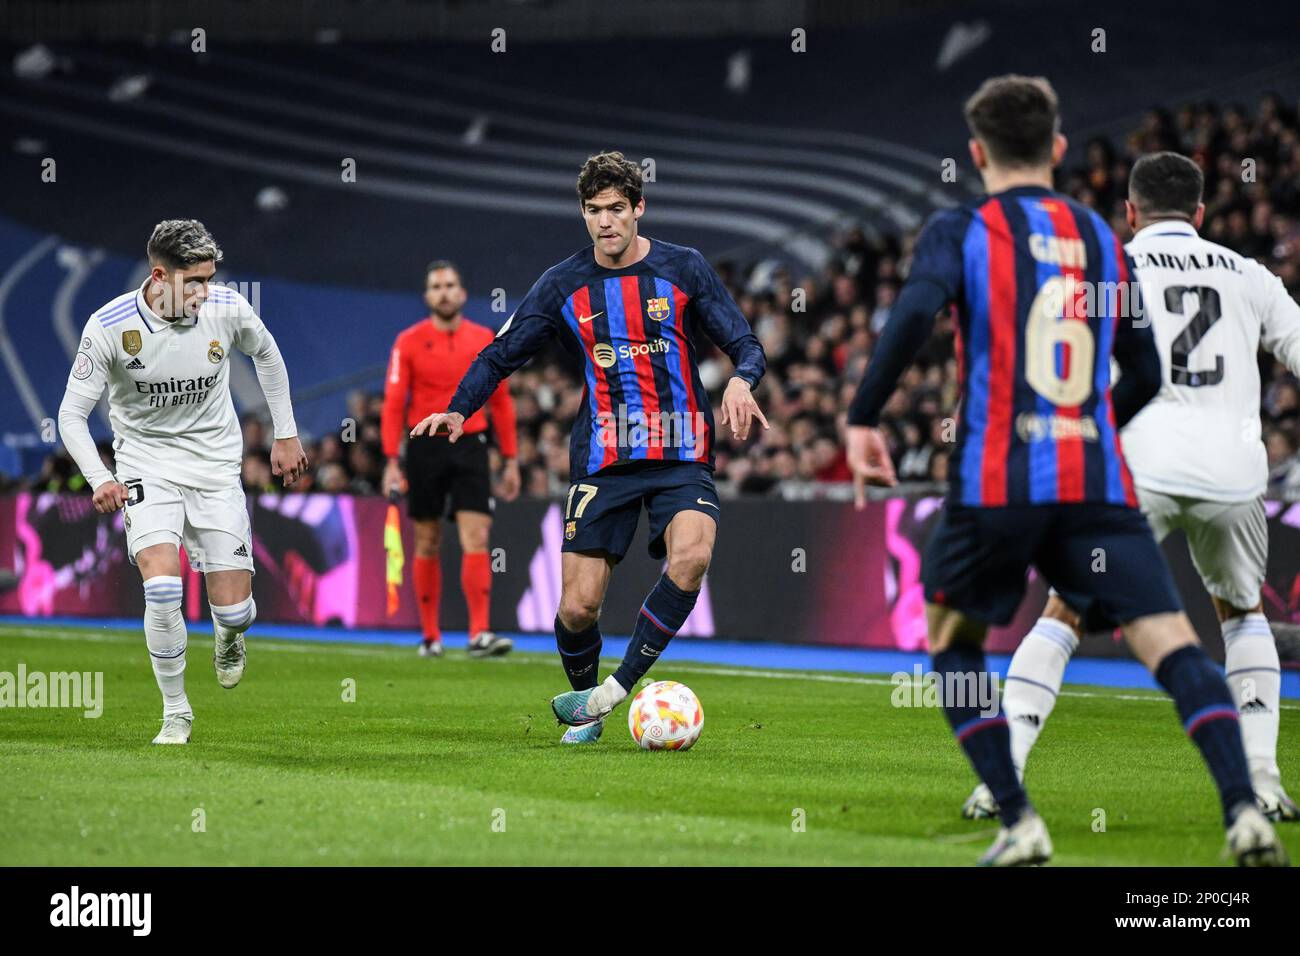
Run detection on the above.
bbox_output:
[118,474,254,574]
[1137,488,1266,611]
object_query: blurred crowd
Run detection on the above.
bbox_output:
[29,93,1300,499]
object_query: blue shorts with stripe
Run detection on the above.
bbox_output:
[922,503,1182,630]
[561,461,719,563]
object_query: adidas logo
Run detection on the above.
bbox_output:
[232,544,248,558]
[1240,699,1270,714]
[125,357,145,369]
[1013,713,1042,727]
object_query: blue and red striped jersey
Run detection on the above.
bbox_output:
[912,186,1146,507]
[447,238,765,480]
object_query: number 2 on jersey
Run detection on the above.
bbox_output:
[1166,285,1223,387]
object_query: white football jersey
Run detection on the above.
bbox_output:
[65,282,281,491]
[1120,221,1300,501]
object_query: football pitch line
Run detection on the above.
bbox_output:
[7,624,1296,711]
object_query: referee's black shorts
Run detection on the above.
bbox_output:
[404,431,493,521]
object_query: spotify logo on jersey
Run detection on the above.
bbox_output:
[592,339,670,369]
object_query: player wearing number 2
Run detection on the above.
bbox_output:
[57,220,307,745]
[963,151,1300,824]
[845,76,1286,865]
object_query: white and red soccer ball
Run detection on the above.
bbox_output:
[628,680,703,751]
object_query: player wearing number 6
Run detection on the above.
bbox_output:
[963,152,1300,825]
[845,76,1286,865]
[56,220,307,745]
[411,151,767,745]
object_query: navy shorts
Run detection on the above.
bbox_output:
[562,461,719,562]
[922,503,1183,630]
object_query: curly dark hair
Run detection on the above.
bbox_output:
[576,151,643,207]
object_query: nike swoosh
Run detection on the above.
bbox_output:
[696,498,718,509]
[578,311,603,324]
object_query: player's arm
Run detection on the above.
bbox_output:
[380,335,411,497]
[485,378,521,502]
[411,277,559,441]
[1255,262,1300,377]
[234,303,307,486]
[846,211,962,507]
[689,250,768,441]
[1111,257,1161,428]
[58,324,123,512]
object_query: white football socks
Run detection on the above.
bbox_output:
[1002,616,1079,780]
[590,675,628,716]
[211,595,256,643]
[1222,613,1282,790]
[143,576,191,719]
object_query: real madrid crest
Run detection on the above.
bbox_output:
[122,330,142,355]
[208,340,225,364]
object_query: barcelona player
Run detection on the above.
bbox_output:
[411,151,767,744]
[846,76,1286,866]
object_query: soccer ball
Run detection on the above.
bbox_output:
[628,680,703,751]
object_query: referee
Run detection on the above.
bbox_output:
[382,260,519,658]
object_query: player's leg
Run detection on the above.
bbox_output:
[606,505,714,693]
[121,474,191,742]
[450,438,511,657]
[406,435,449,655]
[968,491,1183,814]
[1044,504,1285,863]
[549,470,642,733]
[601,464,719,696]
[206,569,254,688]
[1122,611,1285,863]
[988,492,1180,800]
[137,542,192,744]
[922,505,1051,864]
[181,483,256,687]
[962,591,1081,819]
[1184,496,1294,820]
[553,550,617,742]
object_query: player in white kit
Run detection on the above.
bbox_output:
[57,220,307,744]
[963,153,1299,822]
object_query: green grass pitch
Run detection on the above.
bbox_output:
[1,622,1296,866]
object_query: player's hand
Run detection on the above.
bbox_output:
[410,411,465,442]
[497,458,521,502]
[92,481,129,514]
[846,425,896,509]
[718,377,769,442]
[271,436,309,487]
[382,458,407,498]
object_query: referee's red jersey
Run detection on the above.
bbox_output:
[381,317,518,459]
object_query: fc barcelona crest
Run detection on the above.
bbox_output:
[645,296,669,321]
[565,520,577,541]
[208,340,225,364]
[122,330,142,355]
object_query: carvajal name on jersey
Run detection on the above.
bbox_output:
[1131,250,1242,272]
[135,373,220,407]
